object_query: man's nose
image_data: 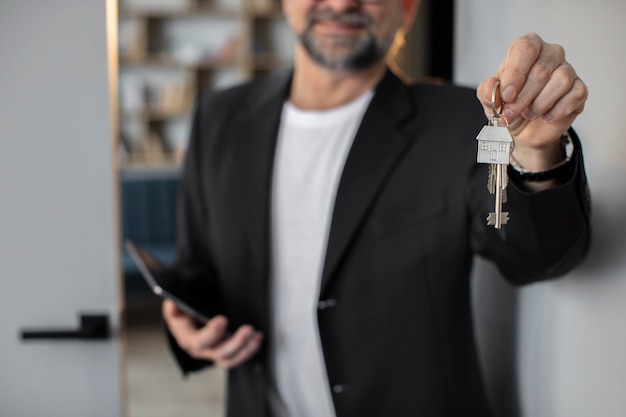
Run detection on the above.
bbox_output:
[315,0,367,12]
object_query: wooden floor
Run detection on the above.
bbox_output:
[125,298,226,417]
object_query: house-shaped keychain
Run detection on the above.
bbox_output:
[476,125,514,165]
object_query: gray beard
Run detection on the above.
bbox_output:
[298,10,393,71]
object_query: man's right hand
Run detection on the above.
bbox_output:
[162,299,264,369]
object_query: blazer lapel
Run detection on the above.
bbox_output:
[320,70,418,295]
[229,70,292,298]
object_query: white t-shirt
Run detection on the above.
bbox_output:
[269,90,374,417]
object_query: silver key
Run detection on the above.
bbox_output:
[486,163,509,228]
[487,163,508,202]
[476,82,514,229]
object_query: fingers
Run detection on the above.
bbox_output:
[498,33,558,103]
[538,77,587,122]
[188,314,230,354]
[163,298,201,337]
[205,325,264,369]
[162,299,263,369]
[516,63,577,121]
[478,33,587,129]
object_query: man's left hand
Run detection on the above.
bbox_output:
[477,33,588,172]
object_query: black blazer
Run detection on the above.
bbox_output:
[167,69,591,417]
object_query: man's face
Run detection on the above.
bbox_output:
[283,0,412,71]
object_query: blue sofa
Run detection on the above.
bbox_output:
[120,169,180,295]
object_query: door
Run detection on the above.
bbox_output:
[0,1,123,416]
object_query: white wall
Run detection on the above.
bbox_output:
[0,1,122,415]
[455,1,626,416]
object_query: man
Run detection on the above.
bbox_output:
[163,0,591,416]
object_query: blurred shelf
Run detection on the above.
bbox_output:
[118,0,290,168]
[120,161,182,176]
[120,54,237,70]
[120,108,192,122]
[120,2,240,18]
[247,53,290,70]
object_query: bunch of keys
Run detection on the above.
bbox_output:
[476,81,514,229]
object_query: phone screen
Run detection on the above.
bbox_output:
[124,240,210,324]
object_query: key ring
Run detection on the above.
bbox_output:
[490,80,508,126]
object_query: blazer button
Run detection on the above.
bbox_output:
[318,299,337,310]
[332,384,348,394]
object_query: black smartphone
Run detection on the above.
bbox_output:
[124,240,210,324]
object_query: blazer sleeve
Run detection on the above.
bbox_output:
[163,94,222,374]
[469,128,592,285]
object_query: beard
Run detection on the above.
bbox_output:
[299,8,394,71]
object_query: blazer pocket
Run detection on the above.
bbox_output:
[371,191,447,238]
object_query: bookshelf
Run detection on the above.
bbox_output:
[117,0,293,168]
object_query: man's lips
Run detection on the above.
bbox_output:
[314,20,365,35]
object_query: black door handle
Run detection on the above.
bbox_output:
[20,313,110,341]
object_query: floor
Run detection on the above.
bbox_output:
[125,298,226,417]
